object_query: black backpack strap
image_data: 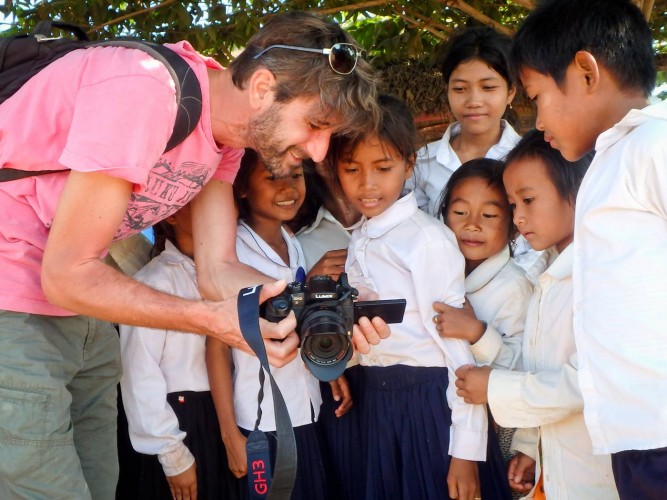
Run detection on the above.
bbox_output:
[33,20,89,41]
[93,40,202,153]
[0,39,202,183]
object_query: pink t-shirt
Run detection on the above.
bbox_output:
[0,41,243,316]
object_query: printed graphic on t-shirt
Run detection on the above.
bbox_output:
[115,158,212,239]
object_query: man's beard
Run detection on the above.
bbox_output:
[246,103,301,177]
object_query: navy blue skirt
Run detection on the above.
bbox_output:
[358,365,511,500]
[317,365,365,499]
[117,390,239,500]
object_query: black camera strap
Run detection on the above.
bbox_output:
[238,285,297,500]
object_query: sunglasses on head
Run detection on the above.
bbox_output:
[252,43,364,75]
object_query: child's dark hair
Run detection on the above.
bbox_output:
[512,0,656,98]
[233,148,262,221]
[151,221,176,259]
[504,129,593,205]
[438,158,516,252]
[329,94,421,175]
[441,26,515,89]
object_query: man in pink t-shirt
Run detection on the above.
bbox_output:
[0,12,385,499]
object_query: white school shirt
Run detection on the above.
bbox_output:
[488,246,617,500]
[119,241,208,477]
[233,221,322,431]
[573,101,667,454]
[410,120,520,217]
[296,206,351,272]
[345,191,488,461]
[409,120,539,269]
[466,246,532,370]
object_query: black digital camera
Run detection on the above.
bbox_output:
[262,273,406,381]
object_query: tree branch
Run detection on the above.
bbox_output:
[641,0,656,20]
[509,0,535,9]
[435,0,514,36]
[314,0,391,16]
[89,0,178,34]
[403,6,455,36]
[392,7,450,41]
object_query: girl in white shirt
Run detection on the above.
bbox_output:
[119,204,238,500]
[454,130,617,499]
[336,94,510,500]
[409,26,519,218]
[433,158,533,475]
[408,27,539,271]
[206,149,332,500]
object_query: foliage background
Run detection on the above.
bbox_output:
[2,0,666,136]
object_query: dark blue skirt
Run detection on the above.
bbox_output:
[358,365,511,500]
[117,389,239,500]
[317,364,365,499]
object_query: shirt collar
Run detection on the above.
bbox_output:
[161,240,196,276]
[296,205,347,236]
[434,120,519,168]
[595,101,667,153]
[465,246,511,293]
[360,190,418,239]
[526,244,573,285]
[238,220,301,271]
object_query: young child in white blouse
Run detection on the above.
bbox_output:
[336,94,510,500]
[432,158,533,477]
[455,130,618,499]
[119,203,238,500]
[206,149,340,500]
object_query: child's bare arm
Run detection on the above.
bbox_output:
[206,338,247,478]
[447,457,480,500]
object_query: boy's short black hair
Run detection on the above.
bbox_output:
[512,0,656,98]
[504,129,593,204]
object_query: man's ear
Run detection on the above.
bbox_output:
[573,50,600,93]
[247,67,276,111]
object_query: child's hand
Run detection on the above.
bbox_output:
[454,365,492,404]
[329,374,353,417]
[166,462,197,500]
[224,431,248,479]
[507,452,536,494]
[307,249,347,281]
[432,300,485,344]
[352,316,390,354]
[447,457,480,500]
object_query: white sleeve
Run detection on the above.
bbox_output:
[486,350,583,429]
[510,427,539,460]
[120,323,194,477]
[629,136,667,217]
[410,154,431,213]
[412,234,488,461]
[470,278,532,370]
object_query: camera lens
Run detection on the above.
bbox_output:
[299,309,351,366]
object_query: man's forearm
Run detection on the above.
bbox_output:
[42,258,249,349]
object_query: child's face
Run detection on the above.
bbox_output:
[445,177,511,273]
[337,135,413,218]
[243,162,306,226]
[503,157,575,253]
[447,58,515,136]
[519,66,598,162]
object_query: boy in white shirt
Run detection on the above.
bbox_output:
[508,1,667,498]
